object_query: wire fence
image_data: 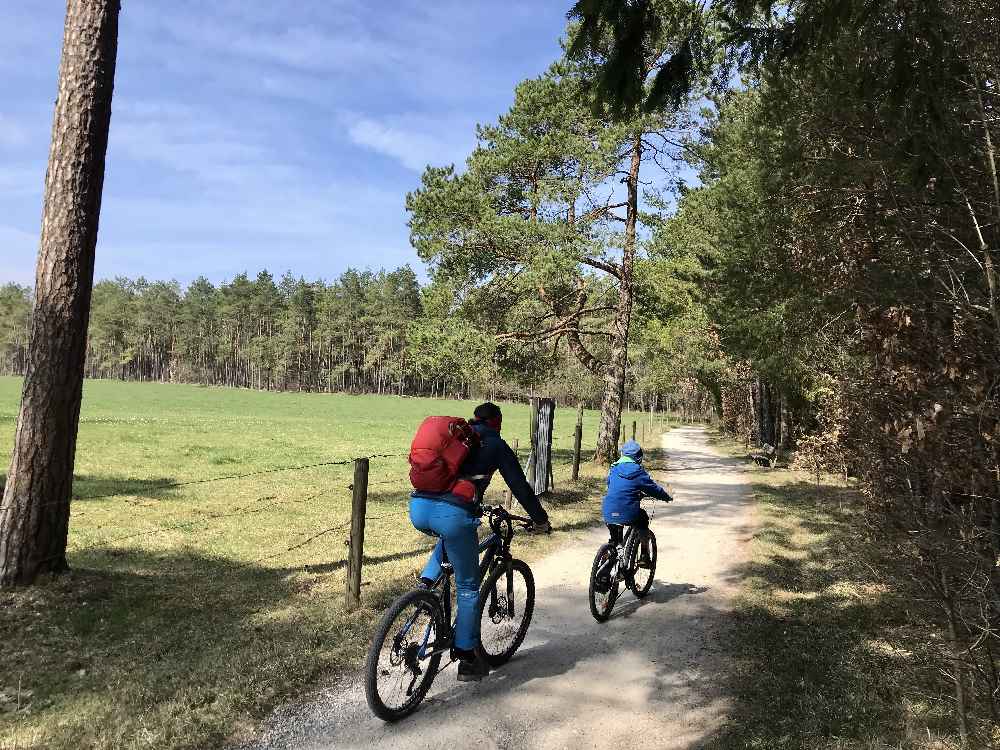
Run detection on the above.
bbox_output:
[61,442,590,552]
[3,409,673,605]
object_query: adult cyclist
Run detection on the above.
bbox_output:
[409,402,551,682]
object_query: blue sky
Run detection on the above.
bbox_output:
[1,1,569,287]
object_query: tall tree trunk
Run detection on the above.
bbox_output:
[0,0,120,587]
[594,137,642,463]
[753,377,765,447]
[942,571,971,748]
[780,394,794,450]
[765,383,777,445]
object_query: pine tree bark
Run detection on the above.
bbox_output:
[752,377,765,446]
[0,0,120,587]
[780,393,794,450]
[594,137,642,463]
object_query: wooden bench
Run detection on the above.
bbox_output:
[749,443,777,468]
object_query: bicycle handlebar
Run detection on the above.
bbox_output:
[481,503,533,527]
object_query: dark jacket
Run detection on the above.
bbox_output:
[412,420,548,524]
[601,456,671,524]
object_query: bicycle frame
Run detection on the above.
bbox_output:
[477,528,508,579]
[595,523,639,584]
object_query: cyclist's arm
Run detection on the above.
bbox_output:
[638,467,672,502]
[495,441,550,525]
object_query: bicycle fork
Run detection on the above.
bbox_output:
[486,559,517,621]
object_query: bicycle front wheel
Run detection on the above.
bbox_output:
[364,589,444,722]
[479,558,535,667]
[589,543,620,622]
[625,529,657,597]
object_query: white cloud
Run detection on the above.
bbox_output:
[0,115,29,148]
[127,4,400,76]
[0,166,44,199]
[347,116,473,172]
[0,225,38,285]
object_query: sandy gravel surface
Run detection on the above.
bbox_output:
[240,425,752,750]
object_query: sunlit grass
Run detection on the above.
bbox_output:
[0,377,669,750]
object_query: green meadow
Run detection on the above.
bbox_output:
[0,377,666,750]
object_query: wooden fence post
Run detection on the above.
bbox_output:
[631,420,637,441]
[346,457,369,610]
[528,398,539,487]
[640,422,645,444]
[572,403,583,480]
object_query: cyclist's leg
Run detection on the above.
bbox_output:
[633,509,652,563]
[419,539,445,582]
[425,503,481,650]
[607,523,624,546]
[409,496,445,582]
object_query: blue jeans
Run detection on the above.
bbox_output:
[409,497,481,650]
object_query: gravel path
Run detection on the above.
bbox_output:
[241,425,753,750]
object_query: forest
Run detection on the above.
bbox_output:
[0,266,697,416]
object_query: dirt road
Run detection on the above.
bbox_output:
[243,426,752,750]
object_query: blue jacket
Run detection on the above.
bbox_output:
[412,421,549,525]
[601,456,671,524]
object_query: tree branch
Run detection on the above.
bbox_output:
[580,256,622,278]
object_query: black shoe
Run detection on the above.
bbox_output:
[453,646,490,682]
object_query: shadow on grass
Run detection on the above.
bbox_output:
[72,474,182,501]
[704,479,915,749]
[284,546,431,575]
[0,545,403,750]
[0,472,182,502]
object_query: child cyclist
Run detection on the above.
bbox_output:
[602,440,672,563]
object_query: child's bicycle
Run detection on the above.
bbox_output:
[588,502,660,622]
[364,504,536,721]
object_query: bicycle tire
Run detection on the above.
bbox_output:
[364,589,444,721]
[625,529,657,597]
[479,558,535,667]
[588,543,620,622]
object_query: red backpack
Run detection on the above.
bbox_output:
[409,416,479,501]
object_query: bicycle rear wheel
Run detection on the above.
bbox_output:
[625,529,657,597]
[364,589,444,721]
[588,543,620,622]
[479,558,535,667]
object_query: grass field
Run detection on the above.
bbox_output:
[0,377,668,750]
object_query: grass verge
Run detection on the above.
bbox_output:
[707,447,964,749]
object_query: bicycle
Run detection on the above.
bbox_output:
[588,502,659,622]
[364,504,536,721]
